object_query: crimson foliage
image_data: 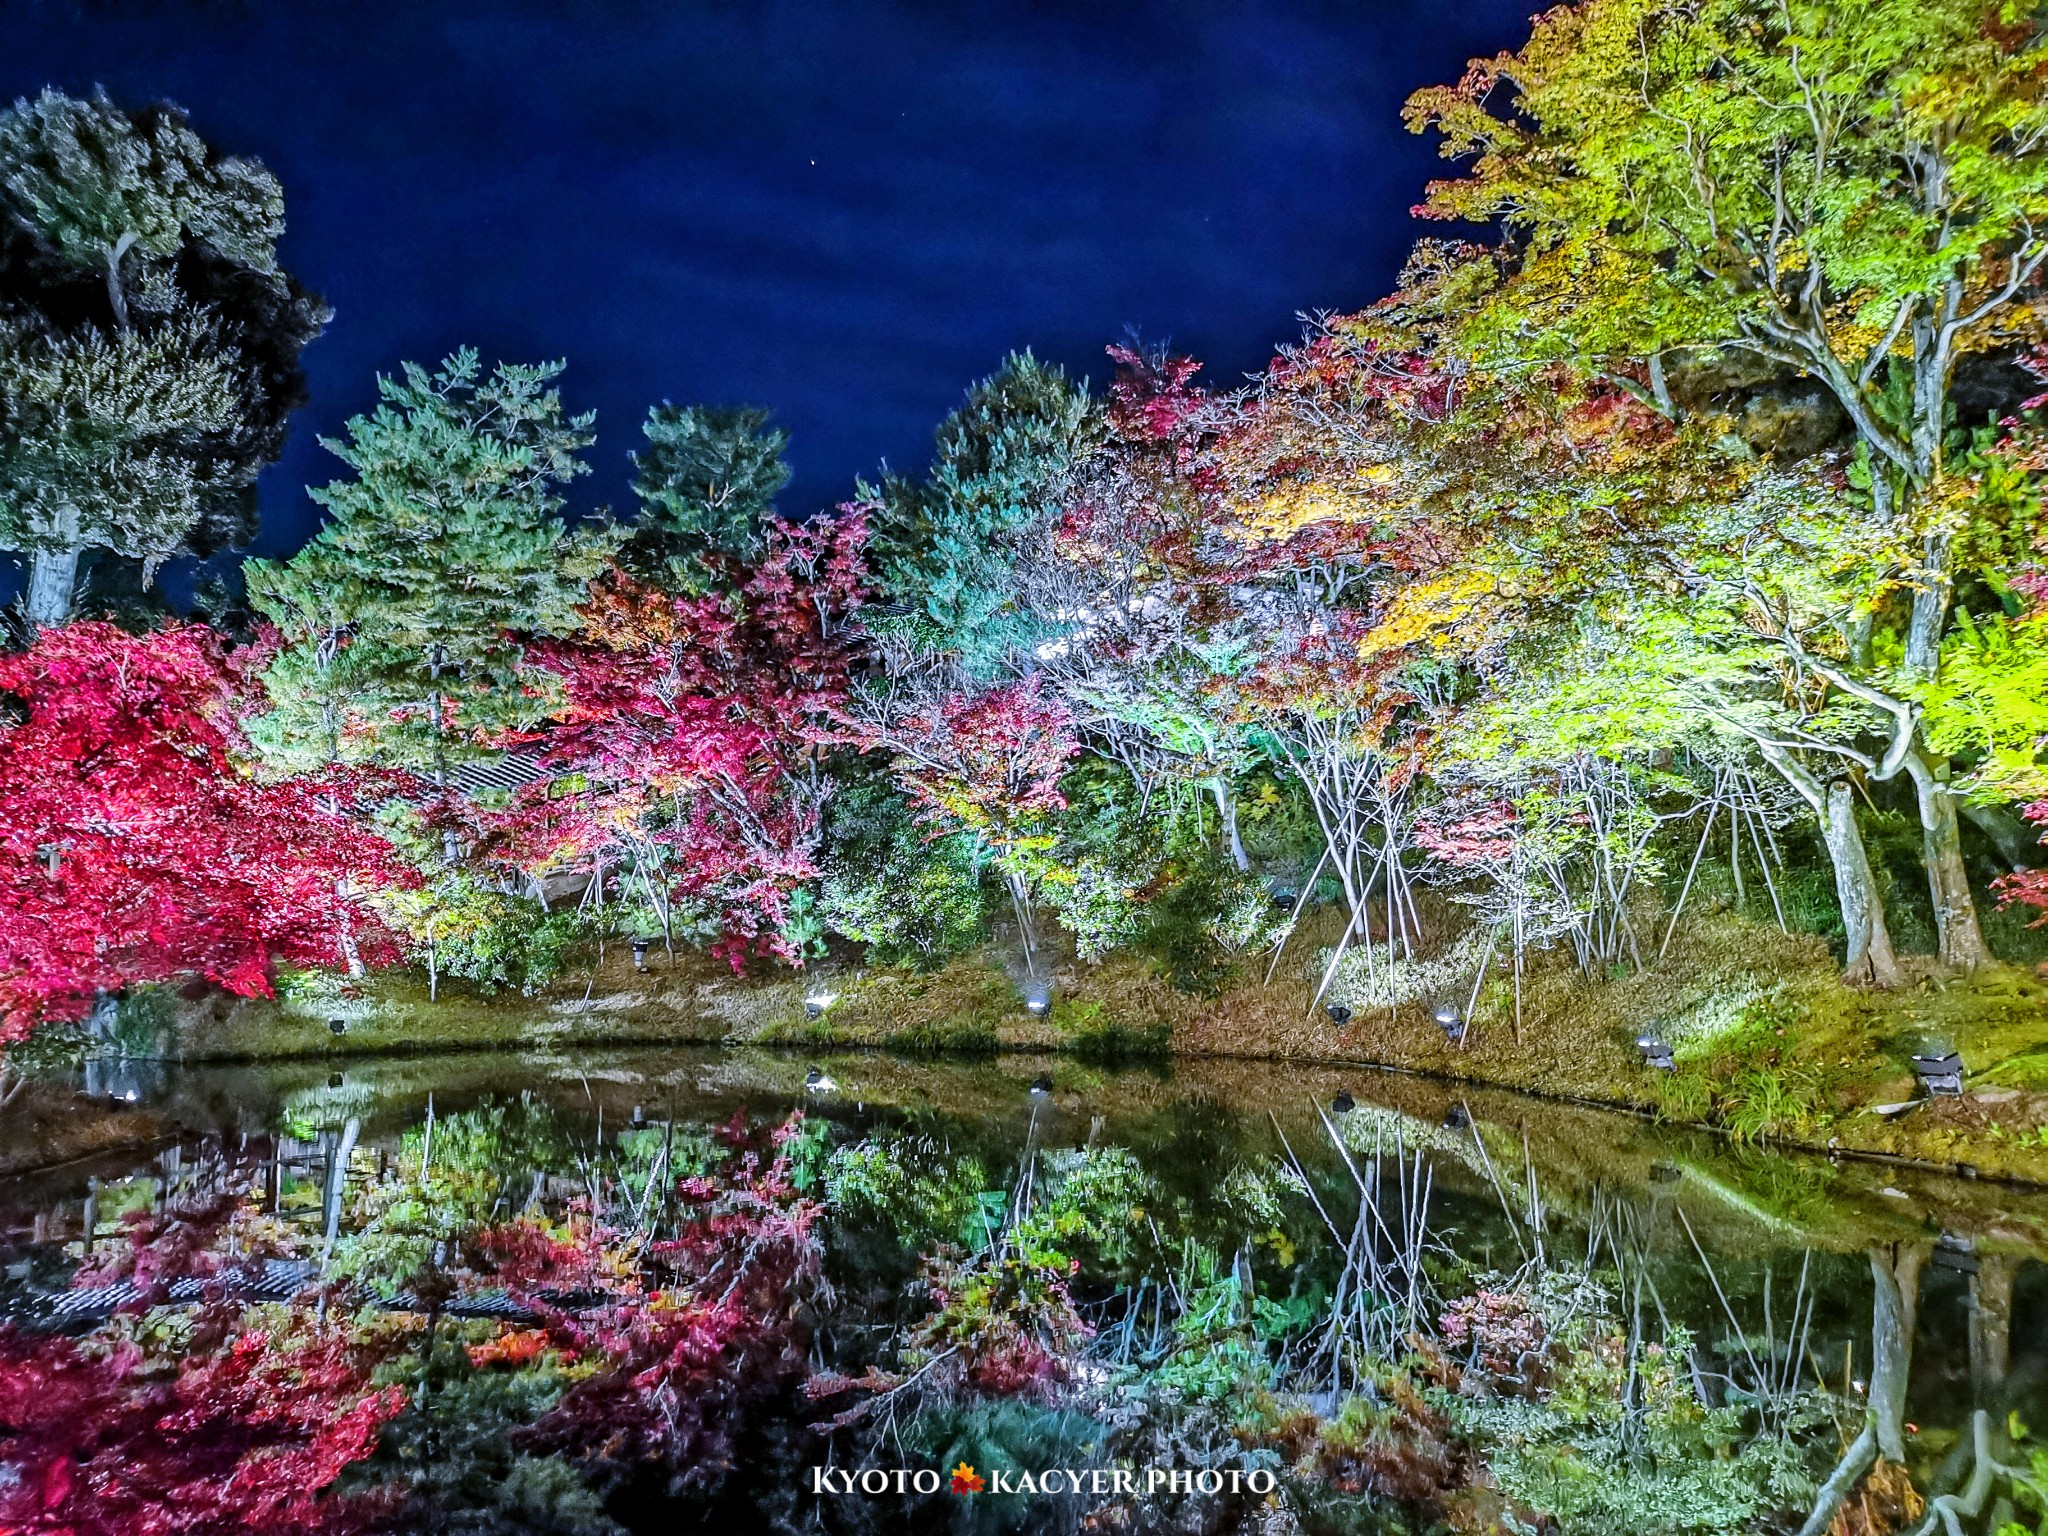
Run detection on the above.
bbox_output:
[0,623,409,1039]
[0,1319,403,1536]
[497,514,866,967]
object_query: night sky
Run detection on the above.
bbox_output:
[4,0,1534,560]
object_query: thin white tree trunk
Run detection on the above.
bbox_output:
[25,547,79,628]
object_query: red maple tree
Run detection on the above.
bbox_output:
[0,622,410,1041]
[496,512,866,967]
[0,1316,404,1536]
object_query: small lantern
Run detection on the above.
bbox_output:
[1637,1035,1676,1071]
[805,1067,836,1093]
[1441,1104,1469,1131]
[1433,1005,1467,1044]
[1325,1003,1352,1026]
[1911,1051,1965,1097]
[804,989,836,1020]
[329,1017,347,1035]
[631,938,651,972]
[1029,1074,1054,1098]
[1023,982,1052,1017]
[1331,1091,1356,1115]
[1932,1231,1978,1274]
[327,1072,345,1090]
[630,1104,645,1126]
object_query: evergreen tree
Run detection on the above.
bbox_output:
[865,351,1097,677]
[625,402,790,587]
[246,351,615,800]
[0,88,324,625]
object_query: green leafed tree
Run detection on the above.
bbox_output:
[624,402,791,588]
[1406,0,2048,971]
[865,350,1097,677]
[246,351,615,809]
[0,87,325,625]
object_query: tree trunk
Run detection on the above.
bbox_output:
[1903,531,1954,676]
[1797,1242,1930,1536]
[1868,1241,1927,1464]
[1961,801,2044,871]
[1905,747,1993,972]
[1210,777,1249,872]
[427,668,461,867]
[1821,781,1906,988]
[25,546,79,628]
[336,888,365,978]
[104,231,138,332]
[1751,742,1903,986]
[320,1117,360,1275]
[323,787,367,979]
[1970,1252,2015,1406]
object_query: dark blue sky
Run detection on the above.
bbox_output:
[5,0,1532,557]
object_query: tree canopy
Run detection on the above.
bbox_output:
[0,88,324,625]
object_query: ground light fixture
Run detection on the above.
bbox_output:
[805,1067,836,1093]
[631,938,651,972]
[328,1017,347,1035]
[1331,1092,1356,1115]
[1432,1006,1466,1044]
[1637,1035,1677,1071]
[804,990,836,1020]
[1912,1051,1965,1098]
[1023,982,1052,1017]
[1325,1003,1352,1026]
[1029,1074,1054,1098]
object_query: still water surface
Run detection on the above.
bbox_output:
[2,1047,2045,1534]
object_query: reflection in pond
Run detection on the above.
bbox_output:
[4,1049,2048,1534]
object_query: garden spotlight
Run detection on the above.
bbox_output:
[1912,1051,1965,1098]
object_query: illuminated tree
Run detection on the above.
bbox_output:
[246,352,614,824]
[845,672,1079,969]
[865,351,1097,677]
[0,622,408,1042]
[0,88,325,625]
[1407,0,2048,969]
[501,511,867,966]
[626,402,791,589]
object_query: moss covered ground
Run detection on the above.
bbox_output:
[140,905,2048,1185]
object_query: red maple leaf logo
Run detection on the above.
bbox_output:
[950,1462,984,1494]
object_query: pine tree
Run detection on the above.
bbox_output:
[0,88,324,625]
[246,351,615,803]
[865,351,1097,677]
[625,402,790,587]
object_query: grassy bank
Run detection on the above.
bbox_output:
[141,907,2048,1184]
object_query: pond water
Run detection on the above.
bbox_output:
[3,1046,2047,1534]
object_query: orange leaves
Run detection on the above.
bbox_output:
[467,1328,554,1370]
